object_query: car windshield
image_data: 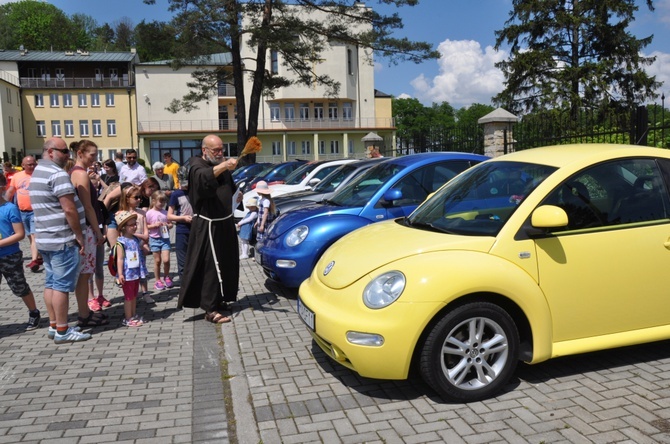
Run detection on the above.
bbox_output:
[329,162,407,207]
[313,164,358,193]
[283,162,321,185]
[407,161,556,236]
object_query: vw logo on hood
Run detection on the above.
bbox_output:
[323,260,335,276]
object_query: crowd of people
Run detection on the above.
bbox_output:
[0,134,243,343]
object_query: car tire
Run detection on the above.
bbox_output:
[419,302,519,403]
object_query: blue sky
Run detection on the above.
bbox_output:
[28,0,670,108]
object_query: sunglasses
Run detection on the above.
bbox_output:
[52,148,70,154]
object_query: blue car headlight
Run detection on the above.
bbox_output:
[363,271,405,309]
[286,225,309,247]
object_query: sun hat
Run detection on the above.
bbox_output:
[255,180,272,195]
[246,197,259,208]
[115,211,138,230]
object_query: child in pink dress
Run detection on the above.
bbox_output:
[145,190,173,291]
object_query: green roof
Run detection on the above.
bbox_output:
[0,49,138,63]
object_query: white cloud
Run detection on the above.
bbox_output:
[657,0,670,24]
[646,50,670,95]
[408,39,507,108]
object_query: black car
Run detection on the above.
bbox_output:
[233,162,273,187]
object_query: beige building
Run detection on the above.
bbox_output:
[0,69,23,164]
[0,49,139,161]
[136,4,395,166]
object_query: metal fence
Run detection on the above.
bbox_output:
[505,103,670,153]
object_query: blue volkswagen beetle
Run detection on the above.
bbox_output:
[257,152,488,287]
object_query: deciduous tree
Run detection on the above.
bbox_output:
[145,0,439,157]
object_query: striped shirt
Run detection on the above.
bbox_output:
[30,158,85,251]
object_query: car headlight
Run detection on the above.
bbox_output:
[363,271,405,309]
[286,225,309,247]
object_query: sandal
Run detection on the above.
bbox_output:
[77,311,110,327]
[205,312,231,324]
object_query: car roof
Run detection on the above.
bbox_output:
[383,152,488,167]
[492,144,670,168]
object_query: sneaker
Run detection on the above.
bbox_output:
[143,293,155,304]
[154,280,165,290]
[26,260,39,272]
[48,325,81,340]
[87,298,102,312]
[122,318,143,327]
[97,295,112,308]
[164,276,173,288]
[54,327,92,344]
[26,311,41,331]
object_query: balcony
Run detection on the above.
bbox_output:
[138,117,395,134]
[217,83,235,97]
[20,76,132,88]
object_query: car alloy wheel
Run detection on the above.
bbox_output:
[420,302,519,402]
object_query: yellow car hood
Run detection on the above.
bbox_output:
[315,220,496,289]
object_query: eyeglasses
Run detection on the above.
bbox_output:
[52,148,70,155]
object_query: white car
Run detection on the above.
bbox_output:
[235,158,357,219]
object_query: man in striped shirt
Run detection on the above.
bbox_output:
[31,138,91,344]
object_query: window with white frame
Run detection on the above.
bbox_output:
[78,93,87,107]
[270,103,280,121]
[272,141,282,156]
[301,141,311,155]
[40,68,50,81]
[109,68,118,80]
[287,141,297,155]
[51,120,61,137]
[64,120,74,137]
[36,121,46,137]
[106,93,115,107]
[319,140,326,155]
[330,140,339,154]
[91,93,100,107]
[95,68,102,81]
[50,93,59,107]
[300,103,309,120]
[284,103,295,121]
[348,140,354,155]
[329,102,338,120]
[55,68,65,80]
[80,120,89,136]
[63,93,72,107]
[107,119,116,136]
[34,94,44,107]
[92,120,102,136]
[314,103,324,120]
[343,103,353,121]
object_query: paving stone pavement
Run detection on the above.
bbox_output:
[4,239,670,443]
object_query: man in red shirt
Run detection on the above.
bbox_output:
[4,156,42,271]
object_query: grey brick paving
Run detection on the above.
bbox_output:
[5,239,670,442]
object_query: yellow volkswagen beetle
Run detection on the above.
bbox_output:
[298,144,670,402]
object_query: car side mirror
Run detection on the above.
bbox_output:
[308,178,321,186]
[383,188,403,203]
[531,205,568,228]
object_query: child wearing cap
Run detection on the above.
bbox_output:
[254,180,275,243]
[115,211,148,327]
[236,197,259,259]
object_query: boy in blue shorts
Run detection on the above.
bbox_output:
[0,173,41,330]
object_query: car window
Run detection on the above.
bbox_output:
[330,162,406,207]
[284,162,320,185]
[313,164,357,192]
[408,161,556,236]
[540,158,670,231]
[381,160,484,208]
[313,164,340,181]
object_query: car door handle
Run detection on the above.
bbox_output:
[664,240,670,249]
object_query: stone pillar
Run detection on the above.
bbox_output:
[477,108,519,158]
